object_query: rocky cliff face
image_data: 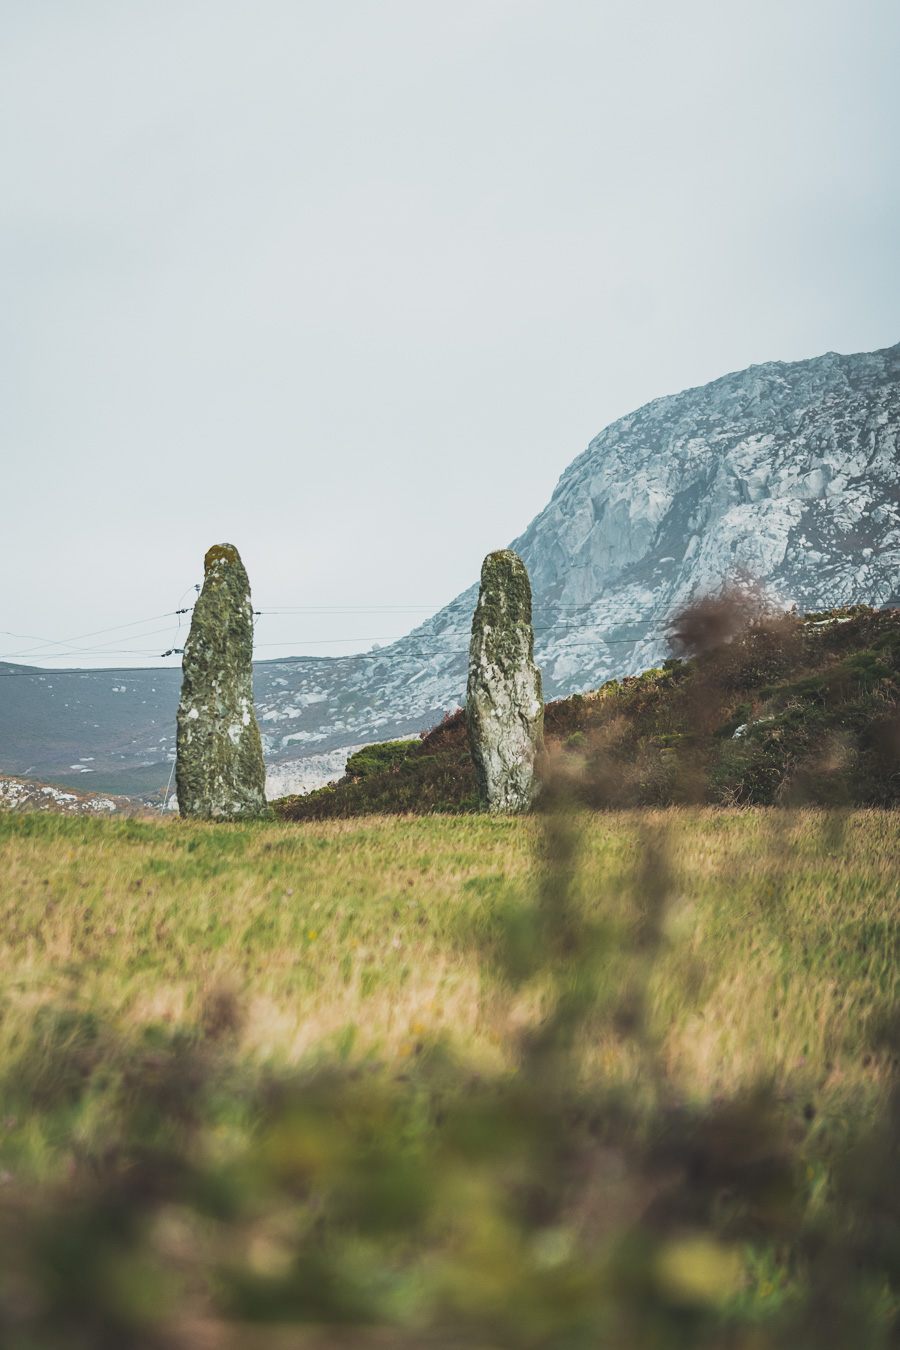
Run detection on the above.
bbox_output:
[0,775,122,814]
[513,339,900,692]
[4,341,899,796]
[254,339,900,781]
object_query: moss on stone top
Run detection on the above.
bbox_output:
[472,550,538,678]
[204,543,241,572]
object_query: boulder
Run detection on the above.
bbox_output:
[175,543,267,818]
[466,550,544,812]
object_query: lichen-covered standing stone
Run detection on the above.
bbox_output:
[466,550,544,812]
[175,543,267,818]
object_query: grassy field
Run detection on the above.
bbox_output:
[3,807,900,1346]
[3,808,898,1101]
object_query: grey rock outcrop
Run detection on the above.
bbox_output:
[243,341,900,781]
[175,543,267,818]
[466,550,544,813]
[6,341,900,798]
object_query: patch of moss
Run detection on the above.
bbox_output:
[204,543,240,571]
[344,740,420,781]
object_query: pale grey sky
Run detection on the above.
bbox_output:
[3,0,899,668]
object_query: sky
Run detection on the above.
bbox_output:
[2,0,899,670]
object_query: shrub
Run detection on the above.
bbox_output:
[344,738,420,780]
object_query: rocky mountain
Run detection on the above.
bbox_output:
[254,339,900,779]
[3,340,899,799]
[0,774,124,815]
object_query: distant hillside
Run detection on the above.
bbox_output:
[0,774,130,815]
[0,662,182,800]
[0,661,381,802]
[253,338,900,778]
[4,339,900,799]
[273,606,900,819]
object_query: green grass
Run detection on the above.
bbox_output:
[2,809,899,1140]
[0,811,529,1086]
[4,807,900,1346]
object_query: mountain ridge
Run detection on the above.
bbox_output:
[3,339,899,797]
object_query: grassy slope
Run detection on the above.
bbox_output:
[273,606,900,819]
[4,808,900,1343]
[2,808,897,1156]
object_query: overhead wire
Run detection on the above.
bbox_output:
[0,630,190,660]
[0,666,184,678]
[1,615,194,661]
[6,587,895,675]
[0,578,674,681]
[0,639,676,676]
[0,612,668,662]
[4,609,195,648]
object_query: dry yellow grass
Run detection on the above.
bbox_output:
[3,806,900,1344]
[1,806,898,1121]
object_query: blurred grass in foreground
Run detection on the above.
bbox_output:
[2,807,900,1346]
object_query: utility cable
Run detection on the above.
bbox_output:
[5,593,896,674]
[0,611,193,659]
[1,628,190,659]
[0,619,661,662]
[0,635,663,676]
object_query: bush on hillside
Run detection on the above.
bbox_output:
[272,607,900,819]
[274,713,476,820]
[344,738,420,780]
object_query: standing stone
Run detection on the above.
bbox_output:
[176,543,267,818]
[466,550,544,813]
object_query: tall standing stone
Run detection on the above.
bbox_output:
[466,550,544,813]
[175,543,267,818]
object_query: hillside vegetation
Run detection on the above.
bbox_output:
[274,606,900,820]
[3,808,900,1345]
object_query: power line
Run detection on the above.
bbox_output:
[0,629,189,659]
[262,610,437,614]
[1,617,662,662]
[4,612,895,678]
[256,604,608,612]
[0,611,192,659]
[6,588,893,673]
[0,666,184,679]
[1,601,673,659]
[252,640,665,664]
[247,624,643,648]
[0,637,666,677]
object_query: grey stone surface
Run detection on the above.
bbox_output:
[175,543,267,818]
[466,550,544,813]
